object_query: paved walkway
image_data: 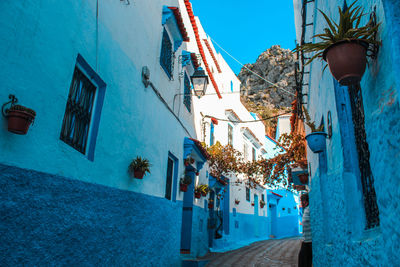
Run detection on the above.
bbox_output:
[203,237,302,267]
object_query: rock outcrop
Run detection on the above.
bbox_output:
[238,45,296,111]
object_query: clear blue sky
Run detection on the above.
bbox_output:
[191,0,296,75]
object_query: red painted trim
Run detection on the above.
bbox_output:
[189,138,210,159]
[190,53,200,69]
[269,191,283,197]
[168,7,189,42]
[184,0,222,99]
[203,39,222,73]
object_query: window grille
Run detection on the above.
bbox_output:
[183,74,191,112]
[228,124,233,146]
[160,29,174,79]
[246,187,250,201]
[348,84,380,229]
[60,67,96,154]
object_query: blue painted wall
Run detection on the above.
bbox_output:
[0,163,182,266]
[294,0,400,265]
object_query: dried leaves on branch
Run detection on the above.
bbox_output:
[260,133,306,186]
[205,137,306,189]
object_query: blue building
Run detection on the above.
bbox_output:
[0,0,213,265]
[294,0,400,265]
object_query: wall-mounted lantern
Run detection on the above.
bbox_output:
[191,67,209,98]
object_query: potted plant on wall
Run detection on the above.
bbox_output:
[194,185,202,199]
[128,156,151,179]
[293,1,381,85]
[179,174,192,192]
[5,104,36,135]
[260,200,266,208]
[303,107,327,153]
[208,199,214,209]
[234,198,240,205]
[198,184,209,196]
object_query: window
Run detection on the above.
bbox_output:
[60,54,106,161]
[160,29,174,79]
[165,157,174,200]
[228,124,233,146]
[183,73,191,112]
[262,194,265,202]
[243,143,248,161]
[252,147,256,162]
[210,122,215,146]
[165,152,178,201]
[246,187,250,201]
[230,81,233,92]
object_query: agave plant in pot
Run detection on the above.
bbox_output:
[303,107,327,153]
[294,1,381,85]
[128,156,151,179]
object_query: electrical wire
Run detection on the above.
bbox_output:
[208,36,296,97]
[203,111,292,124]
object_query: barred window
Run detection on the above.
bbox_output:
[160,29,174,79]
[228,124,233,146]
[246,187,250,201]
[183,74,191,112]
[348,84,380,229]
[60,67,96,154]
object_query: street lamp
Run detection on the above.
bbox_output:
[191,67,209,98]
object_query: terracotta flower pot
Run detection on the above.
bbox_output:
[323,40,368,85]
[235,200,240,205]
[260,204,265,208]
[208,203,213,209]
[251,202,255,207]
[180,183,188,192]
[305,132,327,153]
[7,110,35,135]
[133,170,145,179]
[194,192,201,199]
[298,173,309,185]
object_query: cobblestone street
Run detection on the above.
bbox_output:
[203,237,302,267]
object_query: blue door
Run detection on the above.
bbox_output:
[254,194,259,237]
[180,168,195,254]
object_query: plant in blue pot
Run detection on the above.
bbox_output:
[303,107,327,153]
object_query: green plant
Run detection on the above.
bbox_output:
[197,184,210,195]
[293,1,381,65]
[180,174,192,185]
[128,156,151,176]
[302,106,324,132]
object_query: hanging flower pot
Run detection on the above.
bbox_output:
[323,40,369,85]
[298,173,309,185]
[194,192,201,199]
[208,203,214,209]
[128,156,151,179]
[305,132,327,153]
[6,105,36,135]
[251,202,255,207]
[180,183,188,192]
[234,199,240,205]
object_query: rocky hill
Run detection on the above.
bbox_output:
[238,45,297,133]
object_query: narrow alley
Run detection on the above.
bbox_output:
[203,237,302,267]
